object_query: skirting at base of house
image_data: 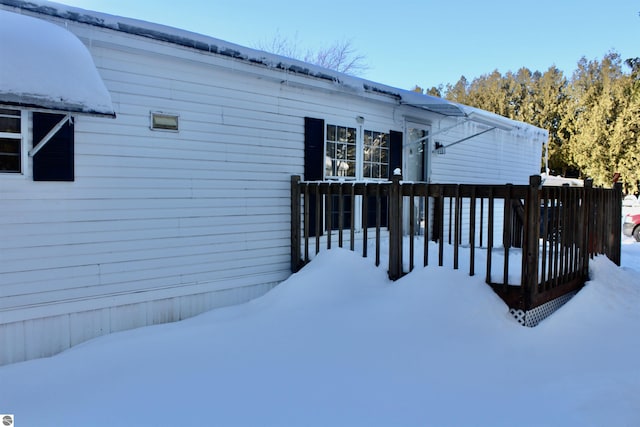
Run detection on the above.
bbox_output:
[509,291,577,327]
[0,282,276,366]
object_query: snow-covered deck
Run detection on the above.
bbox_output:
[292,176,623,325]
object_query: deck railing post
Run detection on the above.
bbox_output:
[503,184,512,288]
[581,179,593,276]
[523,175,541,310]
[291,175,302,272]
[610,182,623,266]
[388,170,403,280]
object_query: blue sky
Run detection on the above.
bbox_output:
[58,0,638,90]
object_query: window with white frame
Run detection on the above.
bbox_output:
[324,124,389,180]
[325,124,357,178]
[0,108,24,173]
[363,130,389,179]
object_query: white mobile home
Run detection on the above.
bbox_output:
[0,0,548,365]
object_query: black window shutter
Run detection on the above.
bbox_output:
[389,130,403,179]
[304,117,324,181]
[304,117,325,236]
[32,112,74,182]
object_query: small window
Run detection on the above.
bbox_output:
[0,108,24,173]
[150,112,179,131]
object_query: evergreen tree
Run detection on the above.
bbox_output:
[611,59,640,193]
[565,52,626,186]
[444,68,568,174]
[464,70,511,116]
[534,66,573,175]
[425,50,637,187]
[445,76,469,104]
[611,94,640,193]
[506,68,536,123]
[425,85,444,97]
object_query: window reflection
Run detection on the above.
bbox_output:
[324,124,389,180]
[326,124,356,178]
[363,129,388,179]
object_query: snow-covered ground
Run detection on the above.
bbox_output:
[2,239,639,426]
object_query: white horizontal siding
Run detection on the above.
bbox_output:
[0,16,404,331]
[0,21,307,328]
[430,120,542,184]
[0,7,544,365]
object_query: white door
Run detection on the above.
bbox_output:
[405,123,431,182]
[404,123,431,235]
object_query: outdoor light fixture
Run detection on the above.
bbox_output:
[434,142,446,155]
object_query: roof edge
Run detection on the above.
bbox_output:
[0,0,548,131]
[0,0,471,117]
[0,96,116,118]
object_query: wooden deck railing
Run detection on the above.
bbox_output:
[291,174,622,313]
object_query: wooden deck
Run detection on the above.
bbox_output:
[291,175,622,313]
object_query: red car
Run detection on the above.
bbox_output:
[623,212,640,242]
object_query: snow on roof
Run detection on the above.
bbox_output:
[0,0,544,137]
[0,8,115,116]
[0,1,473,120]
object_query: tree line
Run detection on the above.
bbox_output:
[416,51,640,194]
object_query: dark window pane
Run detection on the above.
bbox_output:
[347,144,356,161]
[0,155,20,172]
[344,160,356,177]
[338,126,347,142]
[372,132,381,146]
[0,137,20,172]
[0,117,20,133]
[380,133,388,148]
[380,148,388,163]
[326,141,335,159]
[372,147,380,163]
[347,128,356,143]
[0,138,19,153]
[326,125,336,141]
